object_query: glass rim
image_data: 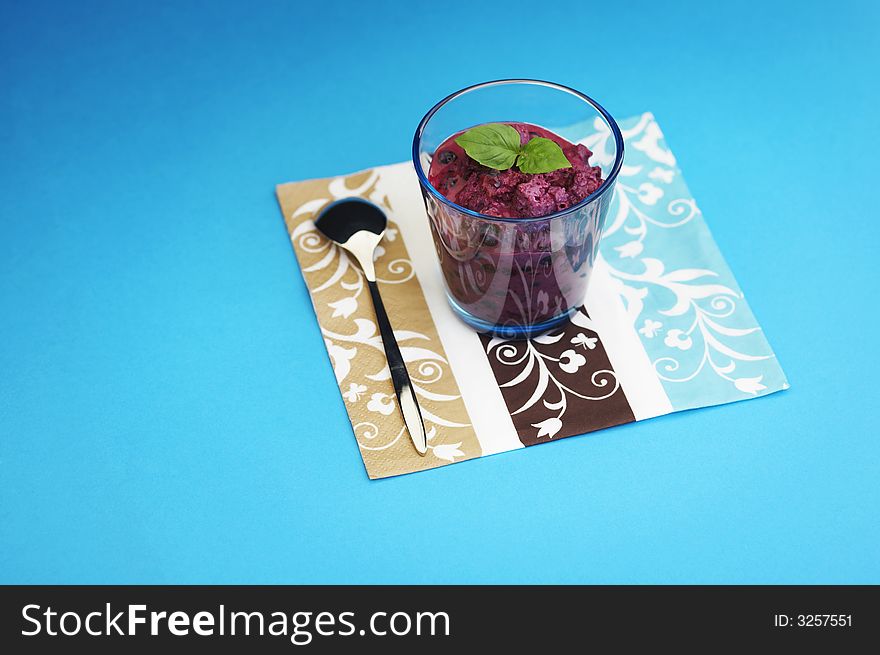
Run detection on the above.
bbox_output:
[412,79,625,224]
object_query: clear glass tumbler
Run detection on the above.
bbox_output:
[412,79,624,338]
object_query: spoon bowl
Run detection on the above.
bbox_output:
[314,197,387,244]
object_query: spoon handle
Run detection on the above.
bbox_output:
[367,279,428,456]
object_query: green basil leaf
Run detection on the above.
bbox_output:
[454,123,523,170]
[516,136,572,174]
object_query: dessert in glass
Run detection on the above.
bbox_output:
[412,80,624,338]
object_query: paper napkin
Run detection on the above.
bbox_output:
[275,113,788,479]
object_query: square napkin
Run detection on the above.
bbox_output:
[276,113,788,479]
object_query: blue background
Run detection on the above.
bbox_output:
[1,0,878,584]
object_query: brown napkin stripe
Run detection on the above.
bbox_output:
[479,307,635,446]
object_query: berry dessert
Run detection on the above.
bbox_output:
[428,123,603,219]
[422,122,606,336]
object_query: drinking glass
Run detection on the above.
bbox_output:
[412,79,624,338]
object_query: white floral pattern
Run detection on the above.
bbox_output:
[328,296,358,319]
[638,319,663,338]
[531,417,563,440]
[570,332,598,350]
[663,328,693,351]
[366,392,395,415]
[583,113,787,407]
[342,383,367,402]
[558,349,587,374]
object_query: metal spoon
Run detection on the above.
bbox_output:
[314,198,428,456]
